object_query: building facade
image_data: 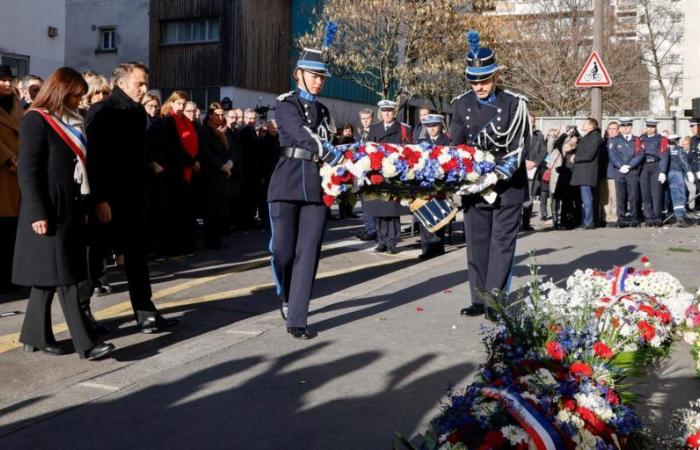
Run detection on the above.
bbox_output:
[0,0,66,78]
[64,0,150,77]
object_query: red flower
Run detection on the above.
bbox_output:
[686,432,700,449]
[402,148,421,167]
[606,389,620,405]
[341,171,354,183]
[640,256,649,263]
[462,158,474,172]
[482,431,506,448]
[595,307,606,318]
[430,147,443,159]
[546,341,565,361]
[657,308,671,325]
[343,150,354,160]
[570,362,593,378]
[330,175,343,185]
[370,174,384,185]
[384,144,399,153]
[563,398,577,411]
[593,342,614,360]
[600,297,611,303]
[369,152,384,170]
[323,195,335,207]
[441,158,458,173]
[637,320,656,341]
[638,305,656,317]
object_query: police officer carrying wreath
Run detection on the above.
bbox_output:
[267,33,343,339]
[449,31,530,320]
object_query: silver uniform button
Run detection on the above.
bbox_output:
[497,117,501,121]
[497,108,502,113]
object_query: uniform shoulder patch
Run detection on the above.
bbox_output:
[503,89,529,102]
[451,90,472,104]
[276,91,294,102]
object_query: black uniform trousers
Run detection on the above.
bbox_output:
[640,161,663,220]
[419,224,445,256]
[615,170,640,221]
[463,200,521,306]
[20,285,95,353]
[122,246,157,322]
[269,201,326,328]
[78,220,112,307]
[376,217,400,248]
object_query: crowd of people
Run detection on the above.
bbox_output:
[1,57,700,354]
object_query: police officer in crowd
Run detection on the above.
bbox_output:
[688,119,700,211]
[416,114,450,260]
[267,47,343,340]
[661,135,695,227]
[639,118,669,226]
[609,118,643,227]
[364,100,405,254]
[450,31,530,319]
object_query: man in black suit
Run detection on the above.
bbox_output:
[450,32,530,320]
[522,114,547,230]
[86,62,179,334]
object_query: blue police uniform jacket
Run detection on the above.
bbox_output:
[603,139,618,178]
[267,90,333,204]
[689,135,700,173]
[639,133,669,166]
[663,146,690,173]
[418,133,450,146]
[608,135,644,170]
[449,88,530,205]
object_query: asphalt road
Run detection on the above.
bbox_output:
[0,212,698,449]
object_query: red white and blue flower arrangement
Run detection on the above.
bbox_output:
[397,259,698,450]
[319,142,498,207]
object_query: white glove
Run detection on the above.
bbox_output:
[658,173,666,184]
[687,171,696,184]
[459,172,498,195]
[696,171,700,180]
[619,165,630,174]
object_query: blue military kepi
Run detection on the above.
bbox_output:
[377,99,397,110]
[690,119,700,126]
[645,118,659,127]
[668,134,681,143]
[422,114,444,125]
[618,117,634,126]
[465,31,498,82]
[296,48,331,77]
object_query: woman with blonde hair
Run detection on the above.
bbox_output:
[79,75,110,112]
[161,90,199,254]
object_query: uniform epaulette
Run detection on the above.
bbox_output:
[451,90,472,103]
[277,91,294,102]
[503,89,529,102]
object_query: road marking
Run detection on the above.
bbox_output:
[0,254,411,354]
[77,382,120,391]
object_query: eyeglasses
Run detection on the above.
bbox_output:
[184,109,197,113]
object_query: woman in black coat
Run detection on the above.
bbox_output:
[13,67,114,360]
[198,102,234,248]
[363,103,407,254]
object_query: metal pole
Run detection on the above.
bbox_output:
[591,0,604,124]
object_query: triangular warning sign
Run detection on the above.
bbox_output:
[575,51,612,87]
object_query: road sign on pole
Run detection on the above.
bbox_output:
[575,51,612,88]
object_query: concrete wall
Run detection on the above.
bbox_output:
[0,0,66,77]
[65,0,149,77]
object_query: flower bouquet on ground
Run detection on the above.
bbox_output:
[681,289,700,377]
[319,142,499,208]
[657,398,700,449]
[397,259,693,450]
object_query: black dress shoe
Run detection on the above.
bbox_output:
[23,343,69,356]
[83,308,110,335]
[360,233,377,242]
[460,304,485,316]
[287,327,317,339]
[374,244,387,253]
[520,225,535,231]
[582,224,596,230]
[280,302,289,320]
[80,342,115,360]
[138,315,180,334]
[385,246,399,255]
[484,308,498,322]
[617,220,629,228]
[94,285,112,296]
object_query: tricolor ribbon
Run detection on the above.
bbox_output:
[480,387,566,450]
[611,266,632,296]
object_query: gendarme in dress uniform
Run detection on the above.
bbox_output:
[449,31,530,319]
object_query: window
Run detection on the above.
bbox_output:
[99,27,116,51]
[0,54,29,78]
[162,19,220,45]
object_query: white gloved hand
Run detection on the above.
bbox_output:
[459,172,498,195]
[688,171,696,184]
[619,165,630,174]
[658,173,666,184]
[696,171,700,180]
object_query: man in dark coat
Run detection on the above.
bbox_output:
[364,99,406,254]
[571,117,603,229]
[450,31,530,320]
[238,108,262,229]
[522,114,547,230]
[86,62,179,334]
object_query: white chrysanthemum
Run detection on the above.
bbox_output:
[473,150,485,162]
[574,393,613,421]
[500,425,528,445]
[437,152,451,164]
[466,171,480,182]
[472,401,498,420]
[536,368,558,386]
[381,158,398,178]
[364,143,378,153]
[650,335,662,348]
[319,164,335,178]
